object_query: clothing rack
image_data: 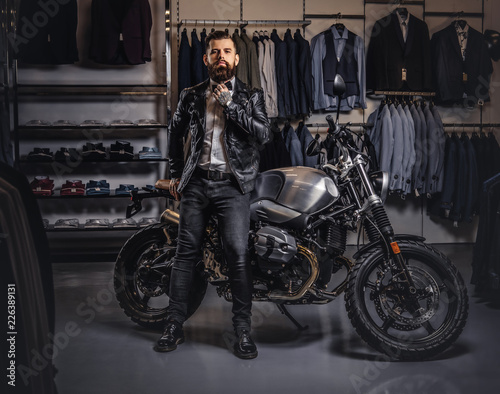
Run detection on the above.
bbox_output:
[424,11,484,18]
[177,19,312,31]
[373,91,436,97]
[305,123,373,128]
[304,13,365,20]
[442,123,500,128]
[364,0,424,5]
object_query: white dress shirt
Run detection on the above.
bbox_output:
[197,77,235,173]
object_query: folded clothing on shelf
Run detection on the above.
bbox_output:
[82,142,107,161]
[85,180,110,195]
[30,176,54,196]
[61,180,85,196]
[27,148,54,161]
[53,120,77,127]
[115,184,138,195]
[80,120,107,127]
[135,118,160,126]
[25,120,52,127]
[138,217,159,227]
[138,147,162,160]
[110,140,134,160]
[54,147,81,162]
[110,119,134,126]
[112,218,138,228]
[54,218,80,229]
[84,219,110,228]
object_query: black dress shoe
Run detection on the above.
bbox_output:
[233,330,258,359]
[154,322,184,352]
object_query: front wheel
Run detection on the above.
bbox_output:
[345,240,468,361]
[114,223,207,330]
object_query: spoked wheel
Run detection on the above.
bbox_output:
[114,223,207,330]
[345,240,468,361]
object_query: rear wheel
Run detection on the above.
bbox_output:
[345,240,468,361]
[114,223,207,330]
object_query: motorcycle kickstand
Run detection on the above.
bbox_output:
[277,304,309,331]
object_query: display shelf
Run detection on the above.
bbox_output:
[19,158,169,164]
[45,225,148,232]
[17,84,168,96]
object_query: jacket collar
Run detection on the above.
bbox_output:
[447,22,465,58]
[391,12,415,57]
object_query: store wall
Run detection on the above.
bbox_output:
[16,0,171,227]
[171,0,500,244]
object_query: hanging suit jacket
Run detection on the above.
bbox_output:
[294,30,313,116]
[430,105,446,194]
[282,123,303,166]
[284,30,300,116]
[241,32,261,90]
[17,0,78,64]
[270,30,290,118]
[416,104,428,192]
[89,0,152,65]
[431,23,493,106]
[366,104,394,176]
[191,30,204,85]
[409,104,422,191]
[296,122,318,168]
[389,104,404,191]
[402,105,416,194]
[367,12,432,91]
[200,30,209,80]
[178,29,191,95]
[233,32,249,86]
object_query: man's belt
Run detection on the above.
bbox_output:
[195,167,234,181]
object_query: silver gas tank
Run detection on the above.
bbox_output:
[250,167,339,228]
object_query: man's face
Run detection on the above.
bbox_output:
[203,38,239,83]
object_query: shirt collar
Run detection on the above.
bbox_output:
[396,11,409,26]
[209,77,235,91]
[455,23,469,35]
[331,25,348,40]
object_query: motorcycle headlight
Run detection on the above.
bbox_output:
[370,171,389,203]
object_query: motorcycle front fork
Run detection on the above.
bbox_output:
[352,159,419,299]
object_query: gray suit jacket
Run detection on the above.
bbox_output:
[389,104,404,191]
[409,104,422,192]
[416,105,428,192]
[233,33,249,86]
[403,105,416,194]
[431,105,446,193]
[241,32,261,89]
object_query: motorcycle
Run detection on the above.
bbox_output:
[113,75,468,361]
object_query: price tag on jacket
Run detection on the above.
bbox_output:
[463,72,468,82]
[402,68,407,81]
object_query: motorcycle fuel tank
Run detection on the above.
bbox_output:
[250,166,339,229]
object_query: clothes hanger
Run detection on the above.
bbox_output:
[455,11,467,29]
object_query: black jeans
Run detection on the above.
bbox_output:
[166,175,252,334]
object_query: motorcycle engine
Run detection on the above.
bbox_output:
[254,226,297,264]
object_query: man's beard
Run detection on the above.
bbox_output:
[207,61,236,83]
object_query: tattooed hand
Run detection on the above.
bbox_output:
[213,83,232,107]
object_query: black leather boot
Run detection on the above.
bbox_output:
[154,322,184,352]
[233,330,258,359]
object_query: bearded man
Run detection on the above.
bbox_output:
[155,31,270,359]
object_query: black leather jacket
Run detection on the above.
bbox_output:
[168,78,271,194]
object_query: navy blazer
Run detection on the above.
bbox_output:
[431,23,493,105]
[294,30,313,116]
[367,12,432,91]
[17,0,78,64]
[89,0,152,65]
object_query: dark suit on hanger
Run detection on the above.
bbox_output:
[17,0,78,64]
[367,12,432,91]
[178,30,191,95]
[431,23,493,105]
[89,0,152,65]
[294,30,313,116]
[190,30,204,85]
[284,30,300,116]
[270,31,290,118]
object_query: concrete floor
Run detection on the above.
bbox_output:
[51,244,500,394]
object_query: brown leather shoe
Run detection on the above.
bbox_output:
[233,330,258,359]
[154,322,184,352]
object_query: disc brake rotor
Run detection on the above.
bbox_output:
[373,265,440,330]
[135,244,173,297]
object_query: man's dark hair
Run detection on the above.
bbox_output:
[205,30,237,52]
